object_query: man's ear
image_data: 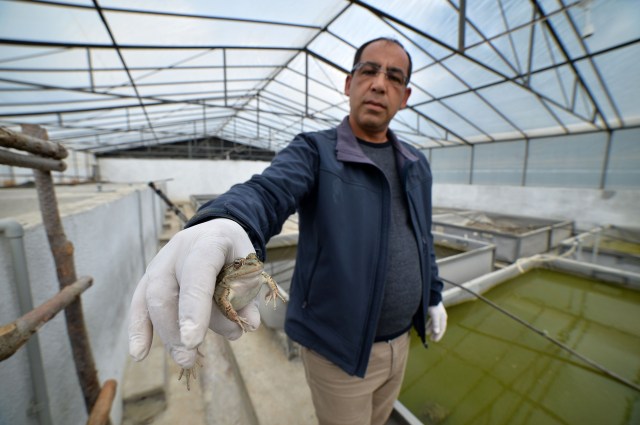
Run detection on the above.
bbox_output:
[344,75,352,97]
[400,86,412,109]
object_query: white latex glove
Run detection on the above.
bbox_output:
[426,302,447,342]
[128,218,262,370]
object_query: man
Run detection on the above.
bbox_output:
[129,37,447,425]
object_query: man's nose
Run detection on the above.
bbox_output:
[371,71,387,91]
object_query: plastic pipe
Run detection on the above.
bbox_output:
[0,219,53,425]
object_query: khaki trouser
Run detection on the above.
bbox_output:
[301,332,410,425]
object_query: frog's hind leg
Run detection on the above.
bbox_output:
[226,310,250,333]
[233,315,251,333]
[178,348,204,391]
[218,291,251,332]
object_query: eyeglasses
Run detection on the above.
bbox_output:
[351,62,409,88]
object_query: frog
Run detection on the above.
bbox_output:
[179,253,285,390]
[213,252,285,332]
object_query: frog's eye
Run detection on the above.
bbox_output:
[233,259,243,269]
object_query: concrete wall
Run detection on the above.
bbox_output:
[98,158,270,201]
[433,184,640,230]
[0,184,164,425]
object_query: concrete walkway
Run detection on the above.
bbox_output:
[230,326,317,424]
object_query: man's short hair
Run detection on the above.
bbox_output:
[352,37,413,85]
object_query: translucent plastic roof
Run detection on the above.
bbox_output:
[0,0,638,153]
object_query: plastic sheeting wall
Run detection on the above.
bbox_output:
[97,157,639,230]
[426,127,640,189]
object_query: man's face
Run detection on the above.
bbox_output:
[345,40,412,142]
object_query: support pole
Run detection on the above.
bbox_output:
[0,219,54,425]
[148,181,188,223]
[458,0,467,53]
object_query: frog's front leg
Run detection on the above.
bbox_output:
[262,272,286,309]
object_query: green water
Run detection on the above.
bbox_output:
[400,269,640,425]
[590,236,640,256]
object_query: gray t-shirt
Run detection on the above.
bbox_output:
[358,139,422,341]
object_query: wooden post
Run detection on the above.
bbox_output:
[86,380,117,425]
[0,277,93,361]
[0,126,67,159]
[22,124,101,413]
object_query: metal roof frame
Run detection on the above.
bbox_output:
[0,0,638,153]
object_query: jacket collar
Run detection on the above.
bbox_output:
[335,116,419,164]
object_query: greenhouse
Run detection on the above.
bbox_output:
[0,1,638,425]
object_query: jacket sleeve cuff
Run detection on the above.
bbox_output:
[184,207,267,261]
[428,291,443,307]
[184,207,227,228]
[428,275,444,306]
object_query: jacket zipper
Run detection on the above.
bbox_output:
[355,162,391,375]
